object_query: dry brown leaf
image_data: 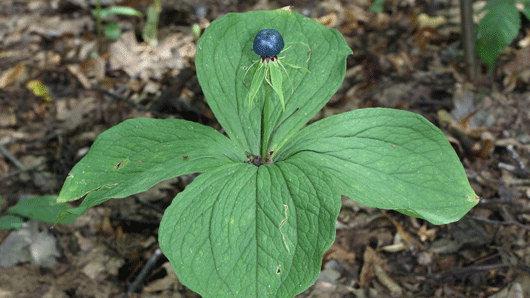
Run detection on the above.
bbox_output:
[28,16,92,37]
[79,246,124,282]
[68,56,106,89]
[28,16,94,37]
[489,274,530,298]
[328,244,356,264]
[380,242,407,253]
[109,32,194,81]
[67,64,91,89]
[416,13,446,29]
[0,63,27,89]
[417,224,437,242]
[503,46,530,90]
[359,246,384,288]
[143,262,180,293]
[386,52,413,75]
[374,264,403,297]
[383,211,423,249]
[0,106,16,127]
[317,13,338,27]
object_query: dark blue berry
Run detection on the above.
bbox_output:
[253,29,284,58]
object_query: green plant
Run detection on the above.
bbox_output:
[93,4,143,40]
[58,9,477,296]
[476,0,530,69]
[0,195,77,230]
[369,0,386,13]
[93,0,161,44]
[142,0,161,46]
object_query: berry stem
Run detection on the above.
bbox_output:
[260,84,272,158]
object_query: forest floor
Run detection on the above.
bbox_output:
[0,0,529,297]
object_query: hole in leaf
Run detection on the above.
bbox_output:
[182,155,189,161]
[113,159,129,170]
[276,266,281,274]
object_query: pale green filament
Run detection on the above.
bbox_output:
[244,42,311,110]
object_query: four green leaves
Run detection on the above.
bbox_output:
[57,9,477,297]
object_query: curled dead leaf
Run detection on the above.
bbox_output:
[109,31,194,81]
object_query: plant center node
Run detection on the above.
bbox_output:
[247,154,263,166]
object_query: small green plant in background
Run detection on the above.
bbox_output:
[0,195,77,230]
[142,0,161,46]
[369,0,386,13]
[93,4,143,40]
[93,0,160,44]
[58,9,477,296]
[476,0,530,69]
[368,0,530,71]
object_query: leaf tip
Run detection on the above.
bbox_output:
[467,192,480,205]
[57,187,78,203]
[56,194,69,203]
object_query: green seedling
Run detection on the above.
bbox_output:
[58,9,477,297]
[476,0,530,70]
[92,0,160,44]
[369,0,386,13]
[0,195,78,230]
[142,0,161,46]
[93,3,143,40]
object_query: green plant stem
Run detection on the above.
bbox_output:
[460,0,477,81]
[143,0,161,46]
[95,0,103,53]
[260,87,272,159]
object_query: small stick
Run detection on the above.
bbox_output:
[459,0,477,81]
[469,216,530,231]
[127,248,163,295]
[374,264,403,297]
[437,263,509,278]
[0,144,24,170]
[506,144,528,174]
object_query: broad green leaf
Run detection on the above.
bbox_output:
[0,215,24,230]
[278,108,478,224]
[8,195,77,224]
[57,118,245,213]
[196,9,351,154]
[159,161,341,297]
[93,6,143,19]
[476,1,521,68]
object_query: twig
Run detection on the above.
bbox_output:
[127,248,163,295]
[469,216,530,231]
[459,0,477,81]
[479,197,522,207]
[506,144,528,175]
[374,264,403,296]
[382,211,423,250]
[433,263,510,280]
[0,144,24,170]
